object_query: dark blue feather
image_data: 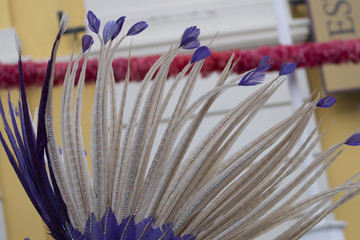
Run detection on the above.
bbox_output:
[84,213,96,239]
[64,222,85,240]
[7,92,27,161]
[147,225,163,239]
[17,100,32,166]
[345,133,360,146]
[135,216,156,239]
[126,21,148,36]
[101,208,118,239]
[180,26,200,49]
[87,11,100,34]
[0,98,24,165]
[191,46,211,64]
[316,96,336,108]
[17,55,38,169]
[45,147,70,223]
[0,130,51,226]
[118,216,136,240]
[92,219,104,240]
[157,223,175,240]
[0,101,49,222]
[239,56,273,86]
[11,22,70,240]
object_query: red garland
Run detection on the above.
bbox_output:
[1,39,360,88]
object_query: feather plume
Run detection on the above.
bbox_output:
[1,11,360,240]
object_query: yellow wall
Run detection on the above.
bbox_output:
[308,68,360,240]
[9,0,84,58]
[0,0,90,239]
[0,0,11,28]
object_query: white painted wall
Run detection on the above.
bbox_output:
[0,189,6,239]
[0,28,18,63]
[84,0,309,56]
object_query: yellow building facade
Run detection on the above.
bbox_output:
[0,1,359,239]
[0,1,91,239]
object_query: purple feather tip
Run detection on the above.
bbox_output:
[279,62,297,76]
[111,16,126,40]
[345,133,360,146]
[257,56,272,72]
[239,56,272,86]
[191,46,211,63]
[103,21,119,44]
[180,26,200,49]
[316,96,336,108]
[127,21,148,36]
[87,11,100,34]
[82,34,94,53]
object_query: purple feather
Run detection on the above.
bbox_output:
[191,46,211,63]
[238,70,265,86]
[180,26,200,49]
[7,92,27,160]
[147,226,163,239]
[182,39,200,50]
[87,11,100,34]
[161,223,175,240]
[111,16,126,40]
[0,98,25,167]
[0,100,47,222]
[118,216,136,239]
[82,34,94,53]
[257,56,272,72]
[3,99,44,216]
[316,96,336,108]
[84,213,96,239]
[18,54,38,171]
[279,62,297,76]
[149,223,177,240]
[17,101,32,161]
[6,20,71,239]
[64,222,84,240]
[127,21,148,36]
[92,220,104,240]
[0,130,52,230]
[101,208,118,239]
[34,26,74,237]
[103,20,119,44]
[45,148,70,223]
[345,133,360,146]
[239,56,273,86]
[135,216,155,238]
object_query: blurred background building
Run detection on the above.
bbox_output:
[0,0,359,239]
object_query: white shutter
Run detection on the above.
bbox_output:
[83,0,309,55]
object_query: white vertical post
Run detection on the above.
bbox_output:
[271,1,346,239]
[0,188,7,240]
[272,0,304,110]
[272,0,320,195]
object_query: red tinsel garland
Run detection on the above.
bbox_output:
[1,39,360,88]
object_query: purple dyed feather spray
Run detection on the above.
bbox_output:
[1,10,360,240]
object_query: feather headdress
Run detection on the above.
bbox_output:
[1,11,360,240]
